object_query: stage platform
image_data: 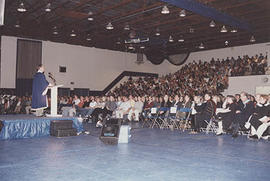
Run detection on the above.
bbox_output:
[0,123,269,181]
[0,115,84,140]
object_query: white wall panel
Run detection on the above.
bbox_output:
[0,36,17,88]
[223,75,270,95]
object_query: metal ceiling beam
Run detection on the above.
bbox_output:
[159,0,252,31]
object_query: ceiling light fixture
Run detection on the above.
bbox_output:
[86,34,91,41]
[209,20,216,27]
[250,35,256,43]
[179,9,186,17]
[199,43,205,49]
[140,46,145,49]
[178,36,184,42]
[231,29,237,33]
[52,27,58,35]
[45,3,51,12]
[87,17,94,21]
[169,35,174,42]
[220,25,227,33]
[70,30,76,37]
[87,11,94,21]
[155,28,160,36]
[17,2,27,12]
[161,6,169,14]
[14,21,20,28]
[106,22,114,30]
[88,11,93,16]
[124,24,130,31]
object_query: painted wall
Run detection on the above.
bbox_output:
[223,75,270,96]
[42,41,179,90]
[1,35,269,93]
[0,36,179,90]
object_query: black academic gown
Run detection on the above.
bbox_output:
[250,103,270,130]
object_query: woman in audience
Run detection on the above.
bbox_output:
[215,95,238,135]
[172,95,181,109]
[245,94,270,140]
[14,97,22,114]
[128,96,143,121]
[194,93,216,133]
[159,94,172,115]
[73,95,80,108]
[212,95,223,109]
[115,96,130,120]
[77,96,85,108]
[91,97,107,127]
[190,95,204,134]
[177,95,192,119]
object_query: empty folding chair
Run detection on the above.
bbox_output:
[149,108,160,128]
[204,117,218,134]
[167,107,179,130]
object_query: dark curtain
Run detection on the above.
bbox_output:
[16,39,42,96]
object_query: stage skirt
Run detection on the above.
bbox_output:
[0,115,83,140]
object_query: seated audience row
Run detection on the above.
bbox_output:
[1,92,269,140]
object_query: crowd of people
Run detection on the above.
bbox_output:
[0,95,32,115]
[0,53,269,140]
[109,53,268,97]
[1,92,269,140]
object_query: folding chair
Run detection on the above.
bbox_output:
[141,110,151,128]
[204,117,218,134]
[149,108,161,128]
[167,107,179,130]
[158,107,169,129]
[178,108,192,131]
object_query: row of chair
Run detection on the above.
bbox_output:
[142,107,192,131]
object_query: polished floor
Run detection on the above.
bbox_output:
[0,123,269,181]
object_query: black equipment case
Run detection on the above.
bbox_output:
[50,120,77,137]
[50,128,77,137]
[99,118,121,144]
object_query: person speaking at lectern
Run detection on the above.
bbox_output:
[31,64,52,116]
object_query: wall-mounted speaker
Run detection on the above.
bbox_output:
[59,66,66,73]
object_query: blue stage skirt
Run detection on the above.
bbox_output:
[0,115,84,140]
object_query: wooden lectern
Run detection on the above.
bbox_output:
[46,85,63,117]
